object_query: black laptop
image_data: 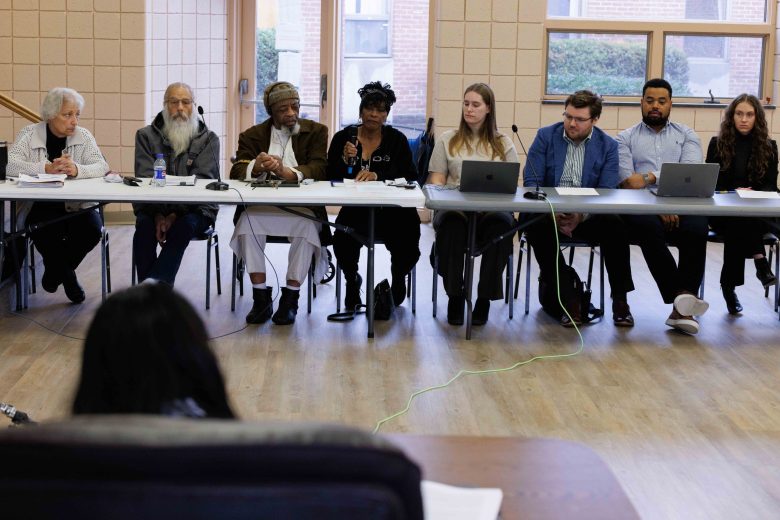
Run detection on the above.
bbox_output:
[459,160,520,194]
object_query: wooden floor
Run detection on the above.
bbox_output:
[2,211,780,519]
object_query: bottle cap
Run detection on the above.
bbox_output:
[155,153,163,158]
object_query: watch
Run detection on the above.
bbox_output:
[641,173,651,187]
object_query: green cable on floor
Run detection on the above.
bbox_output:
[373,197,585,434]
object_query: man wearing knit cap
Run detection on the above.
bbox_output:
[229,81,330,326]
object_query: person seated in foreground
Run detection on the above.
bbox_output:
[6,87,109,304]
[706,94,779,314]
[616,78,709,335]
[72,283,235,418]
[523,90,635,327]
[427,82,517,326]
[326,81,421,310]
[133,82,219,286]
[229,81,331,326]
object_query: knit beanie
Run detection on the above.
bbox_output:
[263,81,299,114]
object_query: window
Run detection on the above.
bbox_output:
[545,0,773,100]
[344,0,390,57]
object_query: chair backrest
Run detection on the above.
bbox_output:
[0,415,424,520]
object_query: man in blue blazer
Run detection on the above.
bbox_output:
[523,90,634,327]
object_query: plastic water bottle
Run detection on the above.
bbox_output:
[152,153,166,187]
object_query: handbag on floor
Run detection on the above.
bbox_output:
[327,279,395,322]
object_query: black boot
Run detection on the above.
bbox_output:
[62,269,85,303]
[755,257,777,288]
[246,287,273,324]
[721,285,743,315]
[391,272,407,307]
[272,287,300,325]
[344,272,362,311]
[472,298,490,326]
[447,294,465,326]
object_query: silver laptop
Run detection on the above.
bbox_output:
[459,160,520,194]
[650,163,720,198]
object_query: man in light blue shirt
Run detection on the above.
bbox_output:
[616,78,709,335]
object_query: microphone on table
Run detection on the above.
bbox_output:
[198,105,229,191]
[511,124,546,200]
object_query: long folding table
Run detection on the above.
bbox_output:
[424,185,780,338]
[0,177,425,338]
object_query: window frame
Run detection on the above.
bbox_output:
[543,13,776,103]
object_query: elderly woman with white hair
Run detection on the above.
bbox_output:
[7,87,109,303]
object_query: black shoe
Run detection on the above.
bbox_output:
[472,298,489,326]
[41,268,61,293]
[721,285,743,314]
[62,270,85,304]
[246,287,273,324]
[447,295,465,326]
[344,273,362,311]
[391,274,407,306]
[755,258,778,288]
[272,287,300,325]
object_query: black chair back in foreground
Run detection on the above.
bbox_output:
[0,415,423,520]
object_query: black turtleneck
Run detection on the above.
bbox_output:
[45,124,67,162]
[730,132,752,188]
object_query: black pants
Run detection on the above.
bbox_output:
[433,210,514,300]
[333,207,421,280]
[710,216,768,287]
[623,214,708,303]
[27,202,102,281]
[525,214,635,302]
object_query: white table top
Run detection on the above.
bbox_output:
[0,178,426,208]
[423,186,780,217]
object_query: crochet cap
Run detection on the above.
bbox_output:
[263,81,299,113]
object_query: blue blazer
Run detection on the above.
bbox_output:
[523,122,619,189]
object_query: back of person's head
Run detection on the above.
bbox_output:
[565,90,603,120]
[73,284,234,418]
[642,78,673,97]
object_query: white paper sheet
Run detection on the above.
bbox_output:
[555,187,599,196]
[421,480,502,520]
[735,190,780,199]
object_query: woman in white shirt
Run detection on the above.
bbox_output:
[427,83,518,326]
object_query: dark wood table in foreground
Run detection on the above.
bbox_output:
[387,434,639,520]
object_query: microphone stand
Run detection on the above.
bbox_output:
[198,106,229,191]
[511,124,546,200]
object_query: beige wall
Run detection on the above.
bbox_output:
[430,0,780,176]
[0,0,227,215]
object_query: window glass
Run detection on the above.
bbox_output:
[548,0,768,23]
[546,33,648,96]
[664,35,764,98]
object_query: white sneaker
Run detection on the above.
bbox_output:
[665,315,700,335]
[674,293,709,316]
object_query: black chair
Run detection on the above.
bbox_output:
[0,415,424,520]
[131,226,222,310]
[515,233,605,315]
[704,229,779,309]
[430,242,514,319]
[26,205,112,302]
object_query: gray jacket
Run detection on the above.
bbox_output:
[133,112,220,222]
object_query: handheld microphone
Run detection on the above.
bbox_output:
[512,124,546,200]
[346,125,359,178]
[198,106,229,191]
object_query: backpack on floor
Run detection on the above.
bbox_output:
[538,264,603,323]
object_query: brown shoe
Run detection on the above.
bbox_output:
[560,297,582,327]
[612,300,634,327]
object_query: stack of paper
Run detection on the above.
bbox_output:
[18,173,67,188]
[421,480,503,520]
[165,175,197,186]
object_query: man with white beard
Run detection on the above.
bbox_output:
[133,82,219,285]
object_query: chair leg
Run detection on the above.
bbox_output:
[411,265,417,315]
[131,248,137,286]
[432,244,438,318]
[525,242,532,315]
[28,240,37,294]
[307,255,313,314]
[335,260,342,313]
[230,253,238,312]
[104,231,112,294]
[213,233,222,296]
[599,249,605,311]
[507,252,514,319]
[514,236,524,299]
[100,230,108,302]
[205,235,212,310]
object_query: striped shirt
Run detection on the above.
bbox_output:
[558,127,592,188]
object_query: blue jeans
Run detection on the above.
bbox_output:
[133,212,212,285]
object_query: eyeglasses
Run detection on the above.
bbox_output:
[562,112,592,123]
[166,98,193,107]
